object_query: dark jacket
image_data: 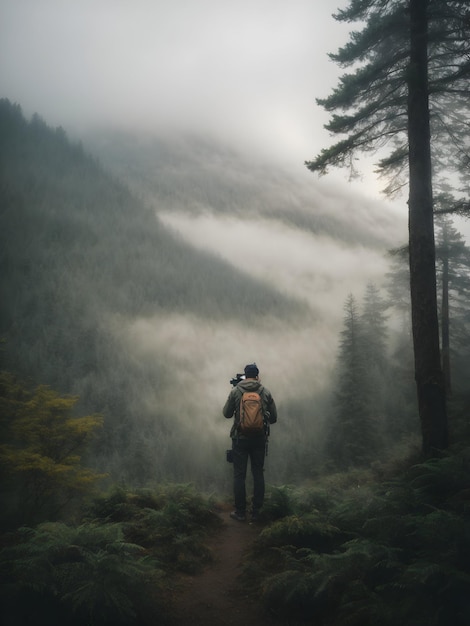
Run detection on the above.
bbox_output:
[223,378,277,438]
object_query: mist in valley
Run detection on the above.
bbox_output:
[0,99,411,493]
[0,0,414,494]
[88,129,411,485]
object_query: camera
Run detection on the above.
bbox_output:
[229,373,245,387]
[226,449,233,463]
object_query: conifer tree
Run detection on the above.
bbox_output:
[386,218,470,400]
[435,216,470,396]
[361,283,388,373]
[328,294,376,468]
[306,0,470,456]
[361,283,390,440]
[384,250,420,438]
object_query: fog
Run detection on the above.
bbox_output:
[0,93,413,488]
[0,1,417,486]
[1,0,352,168]
[64,124,408,486]
[158,213,392,318]
[125,313,329,425]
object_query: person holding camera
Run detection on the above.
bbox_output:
[223,363,277,522]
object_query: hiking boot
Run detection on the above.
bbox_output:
[230,510,246,522]
[250,510,260,522]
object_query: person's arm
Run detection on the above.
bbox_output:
[266,393,277,424]
[223,390,236,418]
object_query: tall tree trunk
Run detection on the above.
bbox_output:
[441,255,451,395]
[407,0,448,456]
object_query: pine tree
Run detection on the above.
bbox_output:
[360,283,390,441]
[328,294,376,468]
[386,219,470,399]
[384,250,420,438]
[435,216,470,396]
[305,0,470,456]
[361,283,388,372]
[306,1,470,192]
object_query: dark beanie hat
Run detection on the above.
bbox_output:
[244,363,259,377]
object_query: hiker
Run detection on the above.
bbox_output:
[223,363,277,522]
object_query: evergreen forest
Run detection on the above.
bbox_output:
[1,1,470,617]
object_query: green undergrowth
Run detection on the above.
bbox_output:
[0,483,222,626]
[242,447,470,626]
[84,483,222,573]
[3,449,470,626]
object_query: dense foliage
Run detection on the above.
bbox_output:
[1,369,469,625]
[0,371,222,625]
[0,371,104,529]
[241,448,470,625]
[0,483,222,626]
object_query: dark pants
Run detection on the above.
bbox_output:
[232,435,266,514]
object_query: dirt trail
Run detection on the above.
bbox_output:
[171,505,281,626]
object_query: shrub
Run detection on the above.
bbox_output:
[0,522,168,626]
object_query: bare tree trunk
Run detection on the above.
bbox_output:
[407,0,448,456]
[441,255,452,395]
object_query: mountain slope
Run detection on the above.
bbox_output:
[0,100,405,488]
[0,100,311,484]
[86,129,404,251]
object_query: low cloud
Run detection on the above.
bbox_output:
[159,211,395,319]
[1,0,352,168]
[125,311,336,433]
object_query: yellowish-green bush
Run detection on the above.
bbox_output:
[0,372,105,527]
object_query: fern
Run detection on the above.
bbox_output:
[261,485,297,520]
[329,484,382,534]
[337,581,391,626]
[60,548,158,623]
[406,450,470,509]
[0,522,165,625]
[243,448,470,625]
[86,483,222,576]
[262,570,320,620]
[0,483,224,624]
[258,513,341,552]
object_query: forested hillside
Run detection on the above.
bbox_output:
[85,128,401,251]
[1,98,406,488]
[0,99,310,485]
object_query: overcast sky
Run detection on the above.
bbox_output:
[0,0,355,171]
